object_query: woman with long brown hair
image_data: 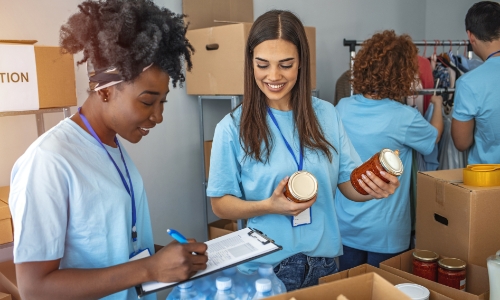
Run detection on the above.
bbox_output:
[207,10,399,291]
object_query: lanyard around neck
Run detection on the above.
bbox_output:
[77,107,138,243]
[267,107,303,171]
[487,50,500,60]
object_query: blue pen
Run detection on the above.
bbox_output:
[167,228,189,244]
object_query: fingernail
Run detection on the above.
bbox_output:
[284,176,289,180]
[380,171,386,175]
[362,174,367,180]
[358,179,363,184]
[366,171,372,176]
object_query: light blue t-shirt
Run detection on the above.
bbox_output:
[452,56,500,164]
[335,95,437,253]
[206,97,361,267]
[9,118,155,300]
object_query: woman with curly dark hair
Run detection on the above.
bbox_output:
[334,30,444,271]
[8,0,207,299]
[207,11,400,291]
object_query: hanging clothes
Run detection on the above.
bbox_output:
[418,56,434,114]
[437,107,468,170]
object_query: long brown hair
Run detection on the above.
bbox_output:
[239,10,335,163]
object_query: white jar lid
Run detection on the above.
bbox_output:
[288,171,318,201]
[255,278,272,292]
[395,283,430,300]
[216,277,232,290]
[379,149,404,175]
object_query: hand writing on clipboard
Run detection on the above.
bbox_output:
[146,229,207,283]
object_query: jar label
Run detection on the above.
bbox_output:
[460,279,466,291]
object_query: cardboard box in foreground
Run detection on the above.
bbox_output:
[267,272,411,300]
[380,250,489,300]
[416,169,500,268]
[319,264,453,300]
[186,23,317,95]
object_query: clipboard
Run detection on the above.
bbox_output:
[135,227,282,298]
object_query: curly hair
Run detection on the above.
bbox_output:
[352,30,419,101]
[60,0,194,87]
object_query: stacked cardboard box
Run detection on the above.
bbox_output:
[415,169,500,268]
[183,0,317,95]
[208,219,237,240]
[378,169,497,300]
[0,260,19,300]
[0,40,76,112]
[0,187,12,245]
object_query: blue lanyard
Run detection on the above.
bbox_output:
[77,108,138,244]
[487,50,500,60]
[267,107,303,171]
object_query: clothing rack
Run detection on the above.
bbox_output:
[416,88,455,95]
[343,39,473,95]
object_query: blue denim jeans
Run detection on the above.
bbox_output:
[338,245,406,272]
[273,253,338,292]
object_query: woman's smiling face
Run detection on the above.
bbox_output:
[253,38,299,109]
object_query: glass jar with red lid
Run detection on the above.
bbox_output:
[412,250,439,281]
[438,258,467,290]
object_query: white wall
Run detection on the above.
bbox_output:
[0,1,478,299]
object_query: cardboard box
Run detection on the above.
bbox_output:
[416,169,500,268]
[186,23,316,95]
[0,187,12,245]
[0,260,19,300]
[0,292,11,300]
[204,140,213,179]
[208,219,237,240]
[0,40,76,112]
[319,264,453,300]
[267,272,411,300]
[183,0,253,30]
[0,187,9,204]
[380,250,490,300]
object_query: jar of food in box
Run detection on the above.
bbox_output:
[350,149,403,195]
[437,258,466,290]
[412,250,439,281]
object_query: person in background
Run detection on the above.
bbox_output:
[451,1,500,164]
[207,10,400,292]
[9,1,207,299]
[335,30,444,271]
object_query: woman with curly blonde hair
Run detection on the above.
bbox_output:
[334,30,443,271]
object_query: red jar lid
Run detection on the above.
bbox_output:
[413,250,439,262]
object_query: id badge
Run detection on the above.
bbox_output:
[129,248,151,261]
[292,208,312,227]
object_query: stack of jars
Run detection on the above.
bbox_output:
[412,250,467,291]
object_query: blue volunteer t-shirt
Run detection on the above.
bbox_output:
[207,97,361,267]
[452,56,500,164]
[335,94,437,253]
[10,118,156,300]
